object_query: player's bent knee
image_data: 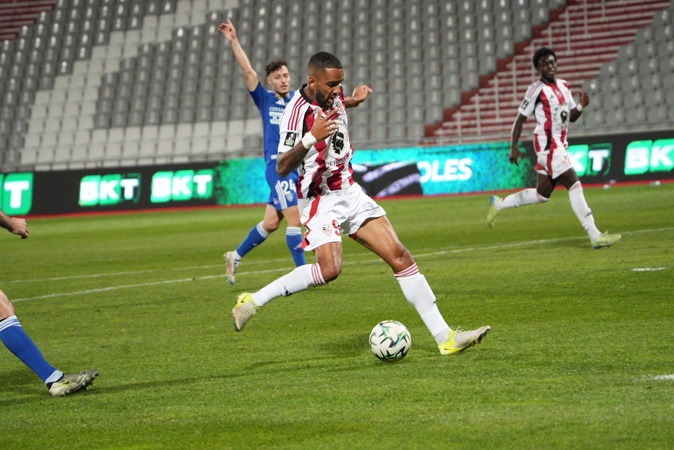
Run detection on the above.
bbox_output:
[263,223,280,233]
[0,291,16,319]
[389,247,415,272]
[320,265,342,283]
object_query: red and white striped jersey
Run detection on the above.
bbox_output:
[518,77,577,154]
[277,85,355,198]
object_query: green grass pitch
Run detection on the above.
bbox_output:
[1,183,673,449]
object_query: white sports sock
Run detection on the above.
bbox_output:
[499,188,546,209]
[256,221,271,238]
[395,264,450,344]
[253,263,325,306]
[568,181,601,241]
[285,226,302,236]
[45,370,64,384]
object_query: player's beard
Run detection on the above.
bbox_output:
[316,91,335,109]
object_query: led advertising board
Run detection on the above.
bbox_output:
[2,130,671,216]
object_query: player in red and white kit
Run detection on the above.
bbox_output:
[487,47,621,249]
[232,52,490,356]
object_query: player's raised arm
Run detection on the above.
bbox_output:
[219,19,259,92]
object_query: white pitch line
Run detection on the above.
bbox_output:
[652,374,674,381]
[7,237,562,297]
[8,226,674,303]
[11,268,293,303]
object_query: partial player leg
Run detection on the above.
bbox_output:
[282,204,306,267]
[487,189,549,227]
[223,221,271,285]
[0,314,63,384]
[395,264,491,355]
[497,188,547,209]
[232,263,327,331]
[567,181,621,248]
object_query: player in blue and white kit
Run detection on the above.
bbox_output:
[0,211,98,396]
[219,19,305,284]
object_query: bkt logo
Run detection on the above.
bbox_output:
[79,173,141,206]
[568,144,611,177]
[150,170,214,203]
[0,172,33,215]
[79,170,214,207]
[624,139,674,175]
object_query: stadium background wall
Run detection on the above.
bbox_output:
[1,130,672,216]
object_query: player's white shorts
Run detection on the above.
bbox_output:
[535,147,574,179]
[299,183,386,251]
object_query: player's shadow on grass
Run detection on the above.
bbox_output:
[0,338,366,405]
[245,334,367,371]
[327,334,367,358]
[0,369,56,405]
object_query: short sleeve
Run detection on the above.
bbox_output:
[248,82,266,110]
[278,103,314,155]
[518,83,541,117]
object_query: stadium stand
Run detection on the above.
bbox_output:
[0,0,55,41]
[0,0,672,171]
[425,0,673,144]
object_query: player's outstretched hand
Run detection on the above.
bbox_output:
[351,85,372,105]
[578,90,590,108]
[219,19,236,41]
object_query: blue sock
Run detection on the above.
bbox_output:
[0,316,61,383]
[236,222,270,258]
[286,226,306,267]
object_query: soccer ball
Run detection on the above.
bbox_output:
[369,320,412,362]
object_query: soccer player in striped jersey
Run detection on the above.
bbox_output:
[487,47,621,249]
[0,211,98,396]
[232,52,490,356]
[219,20,305,284]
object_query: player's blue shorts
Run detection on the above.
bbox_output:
[265,161,299,211]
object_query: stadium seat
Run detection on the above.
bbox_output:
[1,0,672,169]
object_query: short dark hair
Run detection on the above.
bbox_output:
[307,51,342,75]
[532,47,556,69]
[265,60,288,77]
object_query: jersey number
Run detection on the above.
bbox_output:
[279,180,297,195]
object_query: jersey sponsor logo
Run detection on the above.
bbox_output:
[284,132,297,147]
[270,110,283,125]
[555,105,570,126]
[330,131,345,156]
